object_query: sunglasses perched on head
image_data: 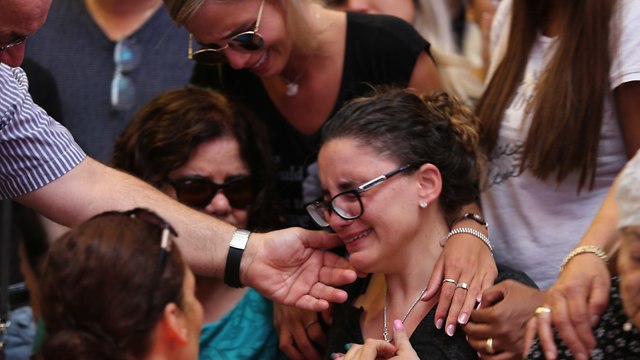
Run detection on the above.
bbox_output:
[188,0,266,66]
[168,176,254,209]
[93,208,178,270]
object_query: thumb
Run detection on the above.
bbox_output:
[477,283,506,309]
[392,320,418,358]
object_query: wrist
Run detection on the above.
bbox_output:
[559,245,609,272]
[224,229,251,287]
[451,212,488,230]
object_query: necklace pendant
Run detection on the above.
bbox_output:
[286,82,299,96]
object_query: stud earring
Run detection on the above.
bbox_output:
[419,200,428,208]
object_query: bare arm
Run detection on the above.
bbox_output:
[528,81,640,359]
[16,158,357,310]
[408,51,445,94]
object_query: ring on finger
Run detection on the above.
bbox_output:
[485,337,495,354]
[535,306,551,316]
[304,320,319,331]
[442,278,458,285]
[456,282,470,290]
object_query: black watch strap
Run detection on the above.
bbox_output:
[451,212,488,229]
[224,229,251,288]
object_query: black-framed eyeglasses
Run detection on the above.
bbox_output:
[0,35,28,53]
[111,37,141,111]
[188,0,266,66]
[306,163,420,227]
[167,176,254,209]
[92,208,178,270]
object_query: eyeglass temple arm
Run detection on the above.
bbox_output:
[358,175,387,192]
[255,0,266,32]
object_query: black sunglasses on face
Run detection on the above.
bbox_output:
[168,176,254,209]
[188,0,266,66]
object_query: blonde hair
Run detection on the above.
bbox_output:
[163,0,320,54]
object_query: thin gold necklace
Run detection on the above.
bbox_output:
[382,281,428,343]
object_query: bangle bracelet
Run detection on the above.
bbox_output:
[451,212,488,230]
[445,227,493,252]
[224,229,251,288]
[559,245,609,272]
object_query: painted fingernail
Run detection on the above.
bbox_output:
[458,312,468,324]
[435,318,443,329]
[330,353,343,359]
[394,319,404,331]
[446,324,456,336]
[344,343,351,351]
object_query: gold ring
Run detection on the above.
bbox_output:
[304,320,319,331]
[535,306,551,316]
[485,337,495,354]
[442,278,458,285]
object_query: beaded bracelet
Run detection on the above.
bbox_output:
[445,227,493,252]
[559,245,609,272]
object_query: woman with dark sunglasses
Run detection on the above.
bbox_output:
[34,209,204,360]
[111,86,286,359]
[162,1,495,358]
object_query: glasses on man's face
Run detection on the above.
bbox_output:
[93,208,178,270]
[168,176,254,209]
[111,38,141,111]
[0,35,28,53]
[188,0,266,66]
[306,164,419,228]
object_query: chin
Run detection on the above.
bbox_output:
[348,252,379,274]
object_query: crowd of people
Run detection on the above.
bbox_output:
[1,0,639,359]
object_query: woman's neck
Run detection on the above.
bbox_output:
[85,0,162,40]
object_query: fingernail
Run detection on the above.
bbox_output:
[435,318,443,329]
[590,314,599,325]
[458,312,468,324]
[446,324,455,336]
[344,343,351,351]
[421,289,429,301]
[545,352,555,360]
[575,353,587,360]
[331,353,342,359]
[394,319,404,331]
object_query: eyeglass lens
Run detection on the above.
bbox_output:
[170,176,254,209]
[306,164,418,227]
[111,38,141,111]
[188,0,265,65]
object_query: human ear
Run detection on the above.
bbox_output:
[416,163,442,205]
[160,302,189,345]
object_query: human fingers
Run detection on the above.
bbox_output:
[392,320,419,359]
[422,254,445,302]
[522,315,540,359]
[290,318,323,360]
[274,304,305,360]
[534,306,557,360]
[547,287,592,359]
[444,277,477,336]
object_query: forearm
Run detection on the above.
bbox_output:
[573,177,620,256]
[16,157,233,277]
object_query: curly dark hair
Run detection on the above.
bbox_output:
[111,85,281,231]
[322,87,482,219]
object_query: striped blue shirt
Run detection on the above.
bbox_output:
[0,64,86,199]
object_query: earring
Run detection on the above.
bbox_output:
[419,200,428,208]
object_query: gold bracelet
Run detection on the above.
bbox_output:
[559,245,609,272]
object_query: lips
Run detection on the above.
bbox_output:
[344,228,372,245]
[249,51,268,74]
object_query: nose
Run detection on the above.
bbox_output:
[224,49,253,70]
[204,190,232,219]
[327,210,353,230]
[0,44,26,68]
[346,0,370,13]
